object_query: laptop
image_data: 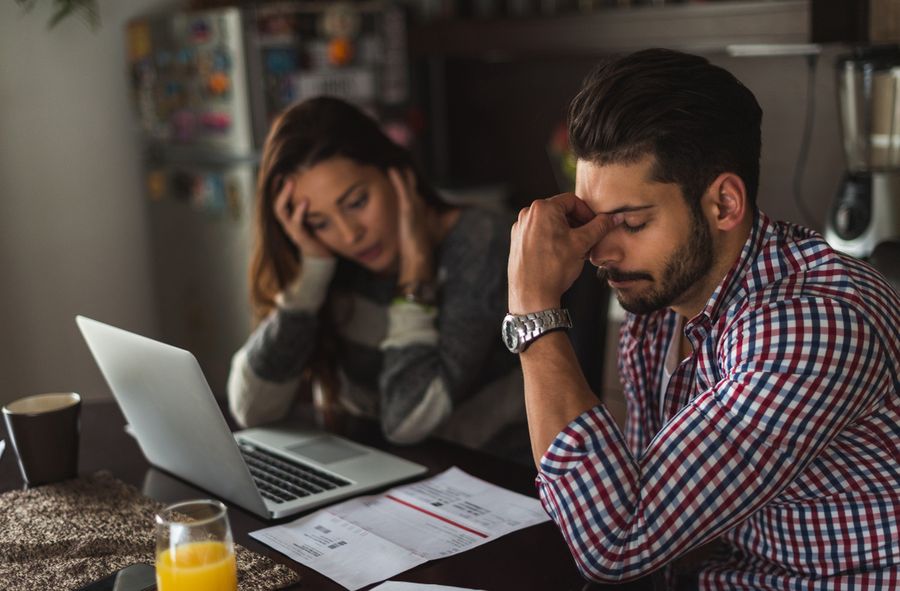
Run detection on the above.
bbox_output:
[76,315,427,520]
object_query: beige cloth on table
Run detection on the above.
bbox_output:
[0,471,300,590]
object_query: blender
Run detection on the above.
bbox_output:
[826,45,900,259]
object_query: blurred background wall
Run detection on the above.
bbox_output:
[0,0,181,406]
[0,0,874,409]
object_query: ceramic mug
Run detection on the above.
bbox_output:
[2,392,81,487]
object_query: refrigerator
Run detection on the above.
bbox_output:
[125,1,411,399]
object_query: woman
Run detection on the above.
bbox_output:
[227,97,525,457]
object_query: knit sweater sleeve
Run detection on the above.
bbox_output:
[227,257,337,428]
[378,209,511,444]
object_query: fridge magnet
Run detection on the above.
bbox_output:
[321,2,360,67]
[204,174,227,216]
[207,72,231,97]
[226,178,243,221]
[146,170,167,202]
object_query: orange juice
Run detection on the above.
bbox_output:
[156,540,237,591]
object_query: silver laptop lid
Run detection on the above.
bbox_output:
[76,315,269,517]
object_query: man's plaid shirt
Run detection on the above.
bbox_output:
[536,211,899,589]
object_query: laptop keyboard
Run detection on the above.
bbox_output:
[237,442,352,504]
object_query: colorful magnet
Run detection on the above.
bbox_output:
[200,111,232,132]
[226,178,242,220]
[207,72,231,96]
[212,48,232,71]
[264,48,296,75]
[164,80,183,98]
[126,22,152,63]
[321,2,361,38]
[146,170,167,201]
[328,37,354,66]
[189,19,211,44]
[205,174,227,216]
[176,47,195,66]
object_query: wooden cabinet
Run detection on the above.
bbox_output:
[811,0,900,44]
[411,0,811,59]
[409,1,817,194]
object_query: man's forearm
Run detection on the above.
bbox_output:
[520,331,601,467]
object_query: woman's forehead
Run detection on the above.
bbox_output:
[291,157,378,207]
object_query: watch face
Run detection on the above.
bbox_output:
[501,315,519,352]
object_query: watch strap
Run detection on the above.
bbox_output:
[505,307,572,353]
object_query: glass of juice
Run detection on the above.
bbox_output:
[154,499,237,591]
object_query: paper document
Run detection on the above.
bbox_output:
[251,467,549,590]
[371,582,484,591]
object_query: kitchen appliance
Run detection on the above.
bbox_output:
[124,2,410,397]
[826,44,900,258]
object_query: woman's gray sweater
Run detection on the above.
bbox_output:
[227,208,524,450]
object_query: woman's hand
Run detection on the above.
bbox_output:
[273,177,333,260]
[390,168,434,285]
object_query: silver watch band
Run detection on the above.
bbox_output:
[503,307,573,353]
[516,308,571,342]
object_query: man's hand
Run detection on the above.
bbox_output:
[508,193,620,313]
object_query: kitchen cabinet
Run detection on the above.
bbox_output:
[409,1,821,190]
[405,0,849,393]
[410,0,811,59]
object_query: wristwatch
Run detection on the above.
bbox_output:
[501,308,572,354]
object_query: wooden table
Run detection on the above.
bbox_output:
[0,401,652,590]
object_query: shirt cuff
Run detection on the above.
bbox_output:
[276,256,337,311]
[537,404,619,479]
[380,300,439,349]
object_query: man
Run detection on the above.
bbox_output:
[503,48,899,589]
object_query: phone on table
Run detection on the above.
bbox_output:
[76,563,156,591]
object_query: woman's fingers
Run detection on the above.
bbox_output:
[389,167,411,210]
[291,197,308,229]
[273,177,308,242]
[273,177,295,227]
[269,174,334,260]
[404,168,417,197]
[391,166,424,214]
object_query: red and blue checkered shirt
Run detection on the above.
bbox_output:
[536,211,899,589]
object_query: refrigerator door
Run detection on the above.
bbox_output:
[124,2,413,401]
[144,163,256,399]
[127,8,258,399]
[127,7,257,158]
[247,1,409,125]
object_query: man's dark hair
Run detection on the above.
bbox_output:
[568,48,763,208]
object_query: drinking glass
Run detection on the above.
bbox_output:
[154,499,237,591]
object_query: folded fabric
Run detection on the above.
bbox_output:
[0,471,299,590]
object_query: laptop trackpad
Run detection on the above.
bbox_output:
[286,437,365,464]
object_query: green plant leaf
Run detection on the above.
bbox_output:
[20,0,101,30]
[48,1,76,29]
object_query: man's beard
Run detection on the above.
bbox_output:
[598,207,714,315]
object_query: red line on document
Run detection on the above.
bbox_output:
[385,495,489,538]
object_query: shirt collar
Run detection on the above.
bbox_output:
[622,210,774,341]
[687,209,771,332]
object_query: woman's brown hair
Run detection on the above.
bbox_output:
[248,97,447,424]
[250,96,446,322]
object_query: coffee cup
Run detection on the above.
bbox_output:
[2,392,81,487]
